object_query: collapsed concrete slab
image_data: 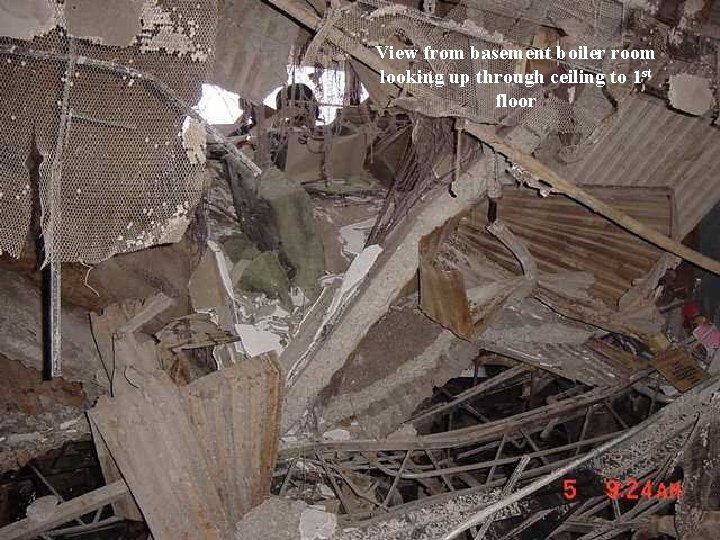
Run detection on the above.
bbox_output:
[281,158,489,433]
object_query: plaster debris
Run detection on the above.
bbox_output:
[321,428,351,441]
[139,0,208,60]
[26,495,60,522]
[339,217,376,258]
[299,508,336,540]
[236,323,283,357]
[326,244,383,319]
[668,75,714,116]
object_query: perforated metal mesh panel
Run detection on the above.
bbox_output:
[0,0,218,262]
[0,49,63,258]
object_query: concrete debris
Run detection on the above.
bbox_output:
[282,158,489,433]
[668,74,715,116]
[299,507,337,540]
[317,308,479,438]
[235,497,309,540]
[25,495,60,522]
[334,489,525,540]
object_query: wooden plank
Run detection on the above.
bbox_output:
[651,347,708,392]
[588,339,650,375]
[0,481,128,540]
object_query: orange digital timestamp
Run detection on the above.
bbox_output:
[562,478,683,501]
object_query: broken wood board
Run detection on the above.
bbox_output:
[651,347,708,392]
[183,353,282,523]
[156,312,240,351]
[89,294,176,392]
[89,371,233,540]
[155,313,241,384]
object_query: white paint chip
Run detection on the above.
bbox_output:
[235,323,283,357]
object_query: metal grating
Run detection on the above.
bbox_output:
[0,0,218,263]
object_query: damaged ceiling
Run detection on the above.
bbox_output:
[0,0,719,539]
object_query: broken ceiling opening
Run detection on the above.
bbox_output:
[0,0,719,539]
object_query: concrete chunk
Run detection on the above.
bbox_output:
[668,74,714,116]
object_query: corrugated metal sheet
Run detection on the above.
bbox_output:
[434,185,673,318]
[90,371,233,540]
[559,93,720,237]
[184,353,282,523]
[90,355,281,538]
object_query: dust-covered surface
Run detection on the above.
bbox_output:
[479,298,621,386]
[64,0,143,46]
[0,347,90,472]
[0,0,58,40]
[334,490,525,540]
[318,308,478,438]
[0,267,103,389]
[593,379,720,480]
[668,74,714,116]
[0,408,89,472]
[235,497,308,540]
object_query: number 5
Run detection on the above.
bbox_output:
[563,479,577,500]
